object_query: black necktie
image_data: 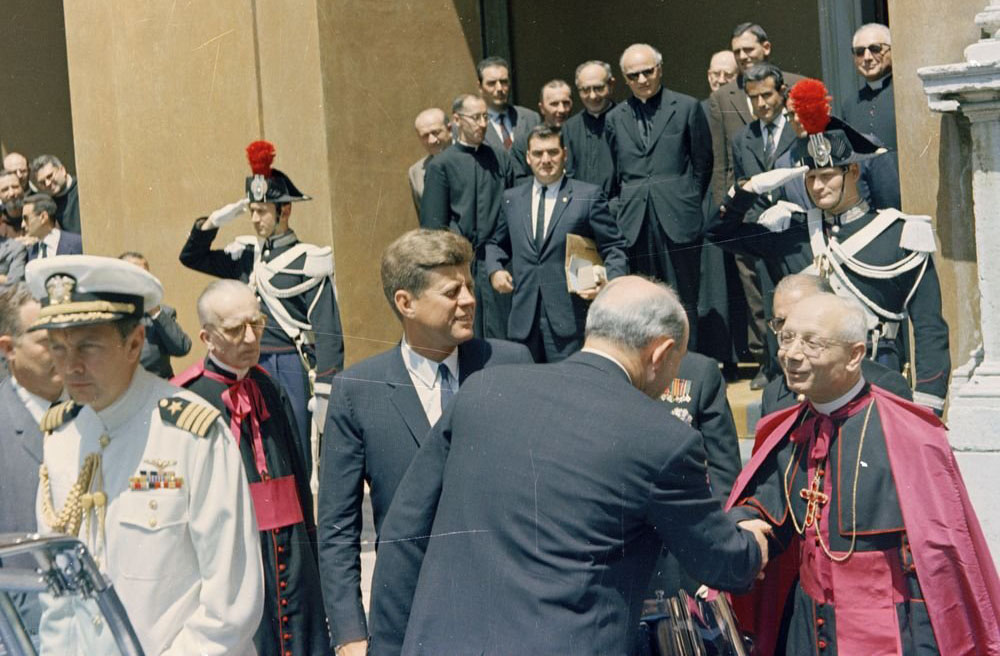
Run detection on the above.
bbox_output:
[39,242,48,258]
[534,185,548,252]
[764,123,777,167]
[438,363,454,414]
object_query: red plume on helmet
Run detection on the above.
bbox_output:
[788,79,831,135]
[246,140,276,177]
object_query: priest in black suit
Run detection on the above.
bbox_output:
[368,276,769,655]
[173,280,328,656]
[605,43,713,349]
[318,229,531,656]
[839,23,896,151]
[563,60,617,198]
[487,124,628,362]
[420,94,514,339]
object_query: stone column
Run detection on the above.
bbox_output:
[919,1,1000,563]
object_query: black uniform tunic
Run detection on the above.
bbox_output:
[180,359,329,655]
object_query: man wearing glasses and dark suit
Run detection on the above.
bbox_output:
[605,42,713,350]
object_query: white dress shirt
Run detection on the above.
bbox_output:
[531,176,564,242]
[11,377,54,424]
[487,108,512,143]
[40,228,62,258]
[401,339,459,425]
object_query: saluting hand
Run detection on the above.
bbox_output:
[204,198,249,230]
[743,166,809,195]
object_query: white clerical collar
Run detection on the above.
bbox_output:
[208,353,250,380]
[812,376,866,415]
[866,73,891,91]
[456,138,479,149]
[587,102,613,118]
[533,175,564,193]
[11,377,61,424]
[96,366,152,432]
[580,347,633,385]
[400,338,458,389]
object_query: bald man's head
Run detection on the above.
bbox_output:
[707,50,739,92]
[414,107,451,156]
[585,276,688,398]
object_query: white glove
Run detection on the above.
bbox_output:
[757,200,806,233]
[205,198,249,229]
[747,166,809,195]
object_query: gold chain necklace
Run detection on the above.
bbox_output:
[782,400,874,563]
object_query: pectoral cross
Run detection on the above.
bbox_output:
[799,477,829,528]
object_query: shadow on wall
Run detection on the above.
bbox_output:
[0,0,76,170]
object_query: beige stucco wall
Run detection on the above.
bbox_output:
[62,1,481,368]
[888,0,983,372]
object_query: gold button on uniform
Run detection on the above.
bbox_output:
[148,518,157,528]
[149,500,158,510]
[99,434,111,448]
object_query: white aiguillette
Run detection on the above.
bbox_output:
[565,233,607,294]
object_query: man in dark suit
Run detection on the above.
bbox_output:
[421,94,515,339]
[840,23,896,151]
[605,43,713,349]
[30,154,81,235]
[760,273,912,415]
[487,124,628,362]
[477,56,541,153]
[0,284,64,637]
[318,229,532,656]
[120,252,192,378]
[368,276,770,655]
[23,193,83,260]
[510,79,573,184]
[563,60,617,197]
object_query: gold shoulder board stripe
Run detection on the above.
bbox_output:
[159,397,221,438]
[39,401,81,433]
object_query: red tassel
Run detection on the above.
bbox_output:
[788,79,831,135]
[246,140,276,176]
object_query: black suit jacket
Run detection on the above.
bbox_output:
[27,230,83,261]
[482,105,541,153]
[605,87,713,246]
[368,352,761,655]
[761,357,914,416]
[485,177,628,340]
[0,379,44,534]
[708,71,805,204]
[318,337,532,645]
[139,304,192,378]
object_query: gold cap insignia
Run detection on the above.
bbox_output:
[45,274,76,306]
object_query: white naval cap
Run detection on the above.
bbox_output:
[25,254,164,331]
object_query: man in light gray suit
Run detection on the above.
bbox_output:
[0,284,63,534]
[407,108,452,217]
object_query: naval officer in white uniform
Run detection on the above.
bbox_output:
[27,254,264,655]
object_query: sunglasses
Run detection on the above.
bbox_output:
[624,67,657,82]
[852,43,890,57]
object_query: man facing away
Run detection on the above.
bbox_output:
[27,254,262,655]
[318,229,531,656]
[368,276,770,655]
[173,280,328,655]
[727,293,1000,654]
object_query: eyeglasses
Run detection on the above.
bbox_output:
[208,314,267,341]
[776,330,852,358]
[624,67,657,82]
[852,43,890,57]
[767,317,785,334]
[456,112,489,123]
[577,84,608,94]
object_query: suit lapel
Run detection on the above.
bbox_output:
[513,185,536,254]
[773,120,797,161]
[1,383,43,464]
[541,178,572,254]
[386,348,432,446]
[728,85,752,125]
[620,98,644,150]
[646,90,677,151]
[746,121,768,170]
